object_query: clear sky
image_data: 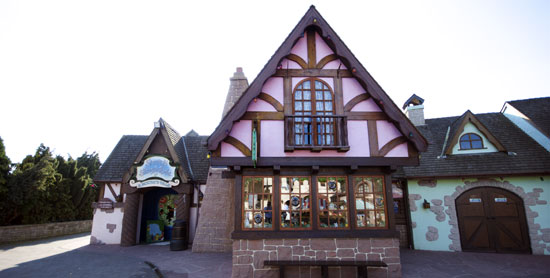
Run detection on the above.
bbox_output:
[1,0,548,163]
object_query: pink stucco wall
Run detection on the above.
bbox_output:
[315,32,333,64]
[322,59,347,70]
[221,142,245,157]
[247,99,276,112]
[342,78,366,105]
[280,58,302,69]
[290,34,307,61]
[230,120,252,148]
[351,98,382,112]
[260,120,370,157]
[261,77,284,105]
[385,143,408,157]
[377,120,402,149]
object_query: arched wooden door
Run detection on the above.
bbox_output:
[456,187,530,253]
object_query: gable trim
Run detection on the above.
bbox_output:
[207,5,427,153]
[444,111,506,155]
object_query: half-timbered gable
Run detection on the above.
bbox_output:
[203,6,427,278]
[210,8,426,169]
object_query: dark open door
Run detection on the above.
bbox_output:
[456,187,530,253]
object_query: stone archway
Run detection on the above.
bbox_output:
[444,179,547,254]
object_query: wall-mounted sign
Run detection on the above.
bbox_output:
[469,198,482,203]
[494,197,507,203]
[130,156,180,189]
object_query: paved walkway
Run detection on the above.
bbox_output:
[2,233,550,277]
[401,248,550,278]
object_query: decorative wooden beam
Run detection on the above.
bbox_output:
[286,54,307,69]
[307,29,316,68]
[223,136,252,157]
[273,69,353,78]
[378,136,407,157]
[367,120,379,157]
[345,112,389,121]
[344,94,370,112]
[258,92,284,112]
[241,112,284,120]
[316,54,338,69]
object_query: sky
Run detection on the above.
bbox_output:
[0,0,549,164]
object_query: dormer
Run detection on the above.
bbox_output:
[444,111,506,155]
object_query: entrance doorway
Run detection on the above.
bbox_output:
[139,188,178,243]
[456,187,530,253]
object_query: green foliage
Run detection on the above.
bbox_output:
[0,137,11,196]
[0,143,101,226]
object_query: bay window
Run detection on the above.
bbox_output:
[241,175,388,232]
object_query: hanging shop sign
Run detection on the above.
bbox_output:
[130,156,180,188]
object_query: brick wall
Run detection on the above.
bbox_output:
[396,224,409,248]
[0,220,92,245]
[232,238,401,278]
[192,168,235,252]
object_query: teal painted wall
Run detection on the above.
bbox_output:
[408,176,550,255]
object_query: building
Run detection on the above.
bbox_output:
[401,96,550,255]
[198,6,427,278]
[91,119,208,246]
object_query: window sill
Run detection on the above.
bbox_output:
[231,229,399,240]
[285,146,350,153]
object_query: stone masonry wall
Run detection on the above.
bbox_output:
[0,220,92,244]
[192,168,235,252]
[232,238,401,278]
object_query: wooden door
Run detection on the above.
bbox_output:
[456,187,530,253]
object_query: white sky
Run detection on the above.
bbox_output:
[1,0,549,163]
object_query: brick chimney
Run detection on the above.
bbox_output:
[403,94,425,126]
[222,67,249,118]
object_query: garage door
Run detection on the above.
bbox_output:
[456,187,530,253]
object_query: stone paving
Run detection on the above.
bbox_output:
[3,233,550,277]
[401,248,550,278]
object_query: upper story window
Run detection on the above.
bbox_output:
[459,133,484,150]
[286,78,348,151]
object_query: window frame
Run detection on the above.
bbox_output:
[279,176,313,230]
[316,176,351,230]
[291,78,338,148]
[239,173,390,234]
[459,133,484,150]
[352,175,389,230]
[241,176,274,230]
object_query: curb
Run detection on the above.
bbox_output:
[144,261,163,278]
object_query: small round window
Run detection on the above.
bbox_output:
[459,133,483,149]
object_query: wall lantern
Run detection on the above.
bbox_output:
[423,199,431,209]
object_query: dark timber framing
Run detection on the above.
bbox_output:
[208,6,427,153]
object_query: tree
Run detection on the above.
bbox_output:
[0,144,102,226]
[2,144,61,225]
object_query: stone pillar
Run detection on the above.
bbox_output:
[192,168,235,252]
[120,192,140,246]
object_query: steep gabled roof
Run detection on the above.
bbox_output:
[93,121,209,184]
[443,110,506,155]
[403,113,550,178]
[207,5,427,152]
[507,97,550,137]
[94,135,148,182]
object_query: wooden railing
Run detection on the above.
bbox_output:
[285,115,349,152]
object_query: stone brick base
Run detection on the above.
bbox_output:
[232,238,401,278]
